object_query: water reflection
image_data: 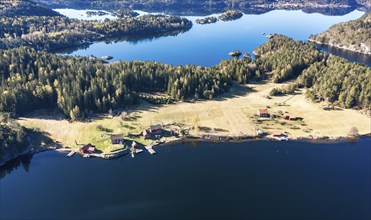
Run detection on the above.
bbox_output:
[316,44,371,67]
[56,9,366,66]
[0,154,33,180]
[55,29,192,54]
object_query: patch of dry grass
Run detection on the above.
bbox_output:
[18,82,371,151]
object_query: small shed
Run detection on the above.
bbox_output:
[257,109,270,117]
[150,124,162,134]
[284,113,296,120]
[111,134,124,144]
[79,143,96,154]
[271,131,282,137]
[142,129,150,139]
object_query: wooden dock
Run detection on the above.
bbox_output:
[135,149,144,154]
[145,146,156,155]
[66,151,75,157]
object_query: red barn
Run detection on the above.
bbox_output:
[284,113,297,120]
[257,109,270,117]
[149,124,162,134]
[79,143,96,154]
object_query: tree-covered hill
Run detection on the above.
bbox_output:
[310,12,371,55]
[0,0,61,17]
[254,35,370,110]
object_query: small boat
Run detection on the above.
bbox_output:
[261,32,266,35]
[131,152,135,158]
[277,136,288,141]
[266,34,274,39]
[101,56,113,60]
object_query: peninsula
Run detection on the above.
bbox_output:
[1,35,369,166]
[309,12,371,55]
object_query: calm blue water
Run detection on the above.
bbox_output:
[1,139,370,220]
[57,9,369,66]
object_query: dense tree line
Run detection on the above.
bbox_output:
[310,12,371,55]
[259,36,370,109]
[0,47,244,120]
[1,35,369,121]
[254,35,323,83]
[0,15,192,51]
[0,113,27,162]
[297,56,371,109]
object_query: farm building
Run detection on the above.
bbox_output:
[111,134,124,144]
[142,129,150,139]
[79,143,96,154]
[284,113,297,120]
[149,124,162,134]
[257,109,270,117]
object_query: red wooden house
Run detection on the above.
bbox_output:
[257,109,270,117]
[79,143,96,154]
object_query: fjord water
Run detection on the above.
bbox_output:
[1,139,370,219]
[56,9,371,66]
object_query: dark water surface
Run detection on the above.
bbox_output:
[1,139,370,220]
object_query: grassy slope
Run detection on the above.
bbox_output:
[18,82,370,152]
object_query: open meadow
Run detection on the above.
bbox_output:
[17,82,371,152]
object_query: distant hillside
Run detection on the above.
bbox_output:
[0,0,61,17]
[32,0,369,15]
[310,12,371,55]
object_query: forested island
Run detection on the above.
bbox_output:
[310,12,371,55]
[218,10,243,21]
[195,17,218,25]
[0,14,192,51]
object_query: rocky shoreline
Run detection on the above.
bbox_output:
[309,38,371,56]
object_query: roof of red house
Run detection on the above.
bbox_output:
[271,131,282,136]
[258,109,269,114]
[87,147,96,152]
[81,143,96,151]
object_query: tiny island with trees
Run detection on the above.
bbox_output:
[0,0,370,166]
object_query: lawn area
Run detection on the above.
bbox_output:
[18,82,371,151]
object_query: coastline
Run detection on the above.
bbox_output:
[308,38,371,56]
[1,133,369,168]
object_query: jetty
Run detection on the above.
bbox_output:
[66,151,75,157]
[135,149,144,154]
[145,146,156,155]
